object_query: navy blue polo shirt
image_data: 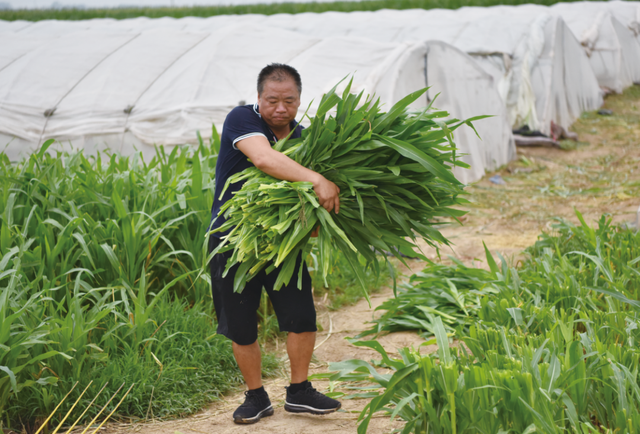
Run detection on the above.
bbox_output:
[210,103,303,237]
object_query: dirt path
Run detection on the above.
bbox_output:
[104,89,640,434]
[107,266,428,434]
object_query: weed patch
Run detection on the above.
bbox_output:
[0,133,389,429]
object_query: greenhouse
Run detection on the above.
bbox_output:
[0,1,639,179]
[259,6,606,135]
[551,2,640,93]
[0,18,514,182]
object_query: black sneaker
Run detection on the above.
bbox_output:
[284,382,341,415]
[233,389,274,424]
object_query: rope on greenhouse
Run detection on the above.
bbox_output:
[36,33,142,147]
[118,32,211,152]
[0,52,28,74]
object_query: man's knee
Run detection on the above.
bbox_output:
[279,315,317,334]
[229,329,259,346]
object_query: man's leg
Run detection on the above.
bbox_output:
[283,329,340,414]
[209,238,272,424]
[233,341,263,390]
[230,340,273,424]
[287,331,316,384]
[266,257,340,415]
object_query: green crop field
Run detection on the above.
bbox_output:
[0,132,388,431]
[1,0,588,21]
[0,137,244,426]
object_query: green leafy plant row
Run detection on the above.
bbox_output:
[0,133,243,426]
[1,135,218,301]
[0,0,590,22]
[320,211,640,433]
[214,80,478,296]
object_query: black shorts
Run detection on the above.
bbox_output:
[209,236,317,345]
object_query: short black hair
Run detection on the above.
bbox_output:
[257,63,302,95]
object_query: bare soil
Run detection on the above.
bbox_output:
[103,88,640,434]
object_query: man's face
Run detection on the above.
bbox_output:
[257,78,300,130]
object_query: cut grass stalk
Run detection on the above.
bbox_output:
[78,383,125,434]
[50,382,94,434]
[86,384,135,434]
[32,382,78,434]
[59,382,109,434]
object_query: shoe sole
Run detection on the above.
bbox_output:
[284,401,341,415]
[233,406,274,424]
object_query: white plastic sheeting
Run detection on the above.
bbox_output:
[605,1,640,45]
[0,18,516,183]
[432,7,603,135]
[293,37,514,183]
[0,33,51,70]
[424,41,515,183]
[0,27,433,157]
[551,2,640,92]
[214,5,606,133]
[177,6,601,134]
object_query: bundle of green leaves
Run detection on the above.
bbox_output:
[213,80,482,295]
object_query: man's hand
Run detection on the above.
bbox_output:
[313,175,340,214]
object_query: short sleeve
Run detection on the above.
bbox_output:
[222,106,267,150]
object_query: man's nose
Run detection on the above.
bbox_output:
[275,102,287,112]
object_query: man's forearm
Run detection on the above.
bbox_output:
[236,135,340,213]
[236,136,321,184]
[255,148,322,185]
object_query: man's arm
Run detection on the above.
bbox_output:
[236,136,340,214]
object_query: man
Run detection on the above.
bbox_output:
[209,64,342,424]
